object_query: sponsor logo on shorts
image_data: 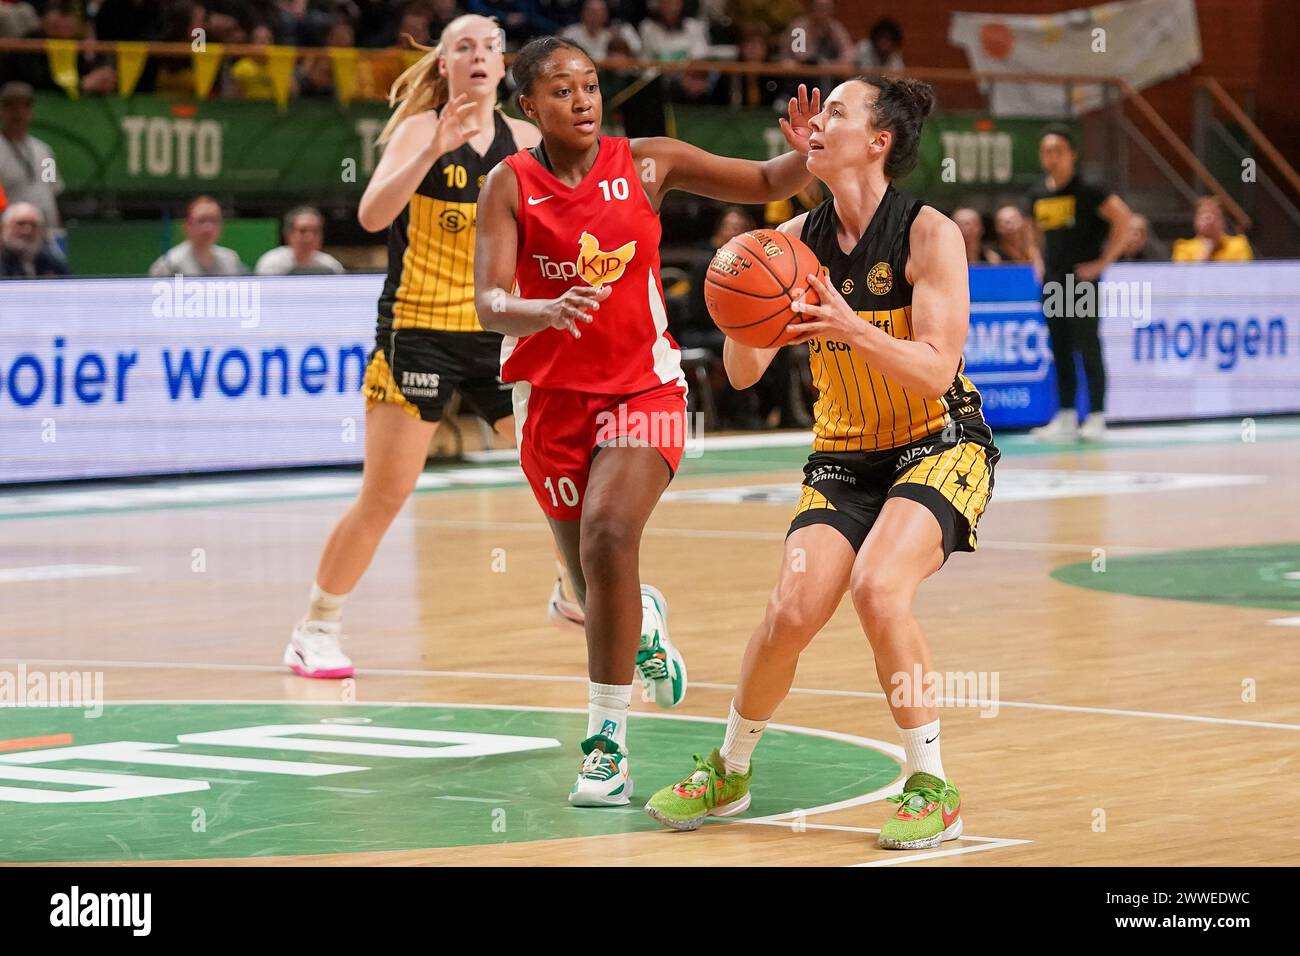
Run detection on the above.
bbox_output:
[894,444,935,469]
[400,370,440,398]
[807,464,856,486]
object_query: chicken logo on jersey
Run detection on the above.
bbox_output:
[578,231,636,288]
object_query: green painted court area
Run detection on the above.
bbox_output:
[0,703,901,863]
[1051,543,1300,611]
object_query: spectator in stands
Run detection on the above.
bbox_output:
[783,0,854,69]
[953,207,1001,264]
[428,0,466,39]
[732,21,786,109]
[537,0,587,32]
[562,0,641,59]
[1,201,68,278]
[0,2,38,39]
[991,204,1037,265]
[465,0,572,46]
[639,0,713,100]
[727,0,803,38]
[94,0,165,93]
[231,23,282,100]
[153,2,205,95]
[299,16,355,97]
[149,196,248,277]
[1171,197,1253,262]
[360,4,434,99]
[857,17,904,71]
[272,0,330,47]
[0,2,117,95]
[255,207,346,275]
[1120,212,1151,261]
[0,82,64,253]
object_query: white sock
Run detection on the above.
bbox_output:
[719,701,767,774]
[898,717,945,780]
[307,582,347,623]
[587,682,632,750]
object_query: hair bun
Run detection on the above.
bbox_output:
[897,78,936,119]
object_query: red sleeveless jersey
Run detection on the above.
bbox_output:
[500,137,684,394]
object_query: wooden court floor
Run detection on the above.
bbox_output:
[3,422,1299,866]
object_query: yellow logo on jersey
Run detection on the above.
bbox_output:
[1034,195,1076,231]
[867,261,893,295]
[439,208,471,233]
[578,231,636,288]
[841,278,854,294]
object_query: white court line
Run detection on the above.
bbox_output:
[3,656,1298,733]
[0,564,138,583]
[850,839,1032,867]
[1269,617,1300,627]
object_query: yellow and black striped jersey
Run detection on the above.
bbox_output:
[378,108,518,332]
[799,186,986,452]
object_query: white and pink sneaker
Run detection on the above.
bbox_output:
[284,619,354,679]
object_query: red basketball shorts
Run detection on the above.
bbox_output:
[516,379,689,520]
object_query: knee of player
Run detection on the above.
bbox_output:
[759,597,822,654]
[357,483,412,520]
[850,568,911,627]
[578,516,639,572]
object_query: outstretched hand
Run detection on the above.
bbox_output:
[779,84,822,156]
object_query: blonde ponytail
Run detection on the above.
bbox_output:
[377,37,448,146]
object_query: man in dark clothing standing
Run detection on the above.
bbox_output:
[1027,124,1131,441]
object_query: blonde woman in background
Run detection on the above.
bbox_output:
[283,14,547,678]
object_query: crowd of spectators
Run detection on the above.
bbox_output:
[0,0,904,108]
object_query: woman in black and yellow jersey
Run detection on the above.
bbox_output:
[645,77,998,851]
[284,15,542,679]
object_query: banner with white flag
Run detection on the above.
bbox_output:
[949,0,1201,117]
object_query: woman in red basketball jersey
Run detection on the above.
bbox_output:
[475,36,818,806]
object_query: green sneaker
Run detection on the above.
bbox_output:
[568,734,632,807]
[877,771,963,849]
[644,749,751,831]
[635,584,687,709]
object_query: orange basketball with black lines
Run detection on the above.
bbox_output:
[703,229,822,349]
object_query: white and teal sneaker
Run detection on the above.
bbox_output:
[568,734,633,807]
[635,584,687,709]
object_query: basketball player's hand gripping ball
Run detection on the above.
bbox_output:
[787,273,867,346]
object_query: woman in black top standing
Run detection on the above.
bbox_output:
[1026,124,1131,441]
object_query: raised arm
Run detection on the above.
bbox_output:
[357,94,481,232]
[721,213,809,389]
[473,163,610,337]
[632,85,820,209]
[789,207,968,400]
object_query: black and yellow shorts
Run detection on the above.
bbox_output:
[788,420,1000,559]
[362,325,513,424]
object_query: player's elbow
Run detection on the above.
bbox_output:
[475,290,505,333]
[356,204,387,234]
[725,365,761,391]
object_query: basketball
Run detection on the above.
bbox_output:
[703,229,822,349]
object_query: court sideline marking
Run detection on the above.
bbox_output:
[3,656,1296,733]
